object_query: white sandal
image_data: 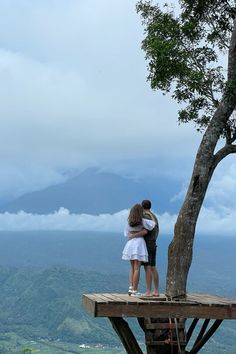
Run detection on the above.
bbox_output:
[128,286,133,295]
[130,290,142,297]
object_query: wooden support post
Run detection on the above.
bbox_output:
[192,319,210,347]
[142,318,186,354]
[109,317,144,354]
[109,316,223,354]
[137,317,145,332]
[186,319,199,345]
[189,320,223,354]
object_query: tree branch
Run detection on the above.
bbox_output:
[206,14,230,49]
[226,124,236,144]
[214,143,236,165]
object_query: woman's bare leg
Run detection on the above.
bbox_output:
[129,260,134,288]
[133,260,141,291]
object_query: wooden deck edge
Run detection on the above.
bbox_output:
[82,293,236,319]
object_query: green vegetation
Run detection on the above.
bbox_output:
[0,263,235,353]
[0,332,127,354]
[21,348,34,354]
[0,266,132,353]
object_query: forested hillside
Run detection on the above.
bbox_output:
[0,232,235,353]
[0,266,129,345]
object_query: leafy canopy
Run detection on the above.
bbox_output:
[136,0,236,131]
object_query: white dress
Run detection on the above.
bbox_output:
[122,218,155,262]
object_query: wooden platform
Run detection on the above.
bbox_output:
[82,293,236,319]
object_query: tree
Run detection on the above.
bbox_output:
[136,0,236,298]
[21,348,34,354]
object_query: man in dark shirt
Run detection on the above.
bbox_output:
[141,200,159,296]
[128,200,160,296]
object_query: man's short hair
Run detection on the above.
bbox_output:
[142,199,151,210]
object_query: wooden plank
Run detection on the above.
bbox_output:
[146,341,186,346]
[187,293,236,305]
[83,293,236,319]
[103,293,144,304]
[140,295,167,301]
[95,302,236,319]
[82,294,97,316]
[145,323,185,329]
[93,294,117,302]
[83,293,108,303]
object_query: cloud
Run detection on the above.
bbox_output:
[0,0,201,201]
[206,162,236,209]
[0,206,235,237]
[0,208,129,232]
[197,206,236,236]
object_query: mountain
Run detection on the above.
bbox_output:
[0,168,181,215]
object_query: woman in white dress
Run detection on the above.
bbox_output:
[122,204,155,296]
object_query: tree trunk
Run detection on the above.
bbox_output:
[166,107,228,298]
[166,155,215,297]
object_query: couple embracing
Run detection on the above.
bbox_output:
[122,200,159,297]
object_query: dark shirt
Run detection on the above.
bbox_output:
[143,211,159,242]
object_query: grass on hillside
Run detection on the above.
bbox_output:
[0,332,127,354]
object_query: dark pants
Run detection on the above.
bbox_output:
[144,240,157,267]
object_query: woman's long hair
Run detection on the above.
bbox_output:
[128,204,143,227]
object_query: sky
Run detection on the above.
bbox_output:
[0,0,236,235]
[0,0,200,199]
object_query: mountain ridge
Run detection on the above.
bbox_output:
[0,168,181,215]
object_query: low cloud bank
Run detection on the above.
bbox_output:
[0,207,235,237]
